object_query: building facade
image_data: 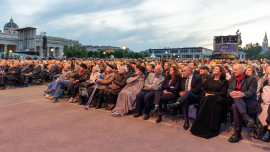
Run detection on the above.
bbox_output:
[0,17,79,57]
[147,47,213,59]
[85,45,121,52]
[262,32,269,54]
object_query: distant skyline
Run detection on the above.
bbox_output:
[1,0,270,52]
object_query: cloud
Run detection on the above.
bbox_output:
[1,0,270,52]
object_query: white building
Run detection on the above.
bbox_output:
[147,47,213,59]
[0,17,79,57]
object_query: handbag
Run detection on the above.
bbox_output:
[248,124,266,139]
[79,87,88,97]
[108,84,119,90]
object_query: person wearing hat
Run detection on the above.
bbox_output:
[133,65,165,120]
[197,66,211,89]
[68,63,90,103]
[88,64,115,108]
[109,66,145,117]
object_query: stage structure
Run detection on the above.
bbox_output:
[210,30,242,59]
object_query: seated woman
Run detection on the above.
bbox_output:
[245,66,261,93]
[152,66,181,123]
[105,66,128,110]
[79,66,101,104]
[68,64,90,103]
[190,65,228,139]
[258,75,270,142]
[109,66,145,117]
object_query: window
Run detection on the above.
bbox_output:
[190,49,202,53]
[182,55,193,58]
[180,50,188,53]
[171,50,178,53]
[149,51,152,53]
[195,55,200,58]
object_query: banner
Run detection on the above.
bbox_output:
[217,44,235,52]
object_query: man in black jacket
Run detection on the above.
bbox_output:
[0,61,21,89]
[228,64,262,143]
[24,60,41,87]
[40,60,58,82]
[168,66,202,130]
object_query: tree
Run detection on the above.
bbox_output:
[88,51,94,58]
[99,50,105,58]
[81,46,88,57]
[74,51,83,58]
[93,52,98,58]
[243,43,262,60]
[67,51,73,58]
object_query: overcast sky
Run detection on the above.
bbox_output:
[1,0,270,52]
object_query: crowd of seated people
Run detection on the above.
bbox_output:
[1,57,270,143]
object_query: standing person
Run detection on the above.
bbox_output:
[227,64,262,143]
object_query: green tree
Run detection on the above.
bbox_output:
[88,51,94,58]
[81,46,88,57]
[99,50,105,58]
[93,52,98,58]
[243,43,262,60]
[67,51,73,58]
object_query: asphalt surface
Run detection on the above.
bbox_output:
[0,85,270,152]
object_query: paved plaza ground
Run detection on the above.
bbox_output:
[0,85,270,152]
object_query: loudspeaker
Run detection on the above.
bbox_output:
[42,36,47,49]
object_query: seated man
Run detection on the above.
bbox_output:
[168,66,202,130]
[197,66,211,89]
[0,61,21,90]
[88,64,115,108]
[133,65,165,120]
[44,64,72,103]
[145,64,155,79]
[228,64,262,143]
[39,60,58,82]
[19,61,34,83]
[23,60,41,87]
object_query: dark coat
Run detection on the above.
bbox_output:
[24,65,34,74]
[32,65,41,76]
[49,64,58,77]
[7,67,21,78]
[76,70,90,82]
[179,75,202,96]
[203,77,228,98]
[191,78,229,139]
[228,74,262,113]
[161,77,181,94]
[107,73,128,94]
[197,73,211,89]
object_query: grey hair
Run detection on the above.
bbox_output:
[185,66,193,73]
[93,66,100,73]
[156,65,163,72]
[120,66,127,72]
[66,64,71,69]
[75,65,80,69]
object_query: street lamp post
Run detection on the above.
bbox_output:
[103,51,106,58]
[122,45,126,58]
[9,50,12,53]
[165,51,168,59]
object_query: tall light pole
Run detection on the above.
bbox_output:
[103,51,106,58]
[122,45,126,58]
[165,51,168,59]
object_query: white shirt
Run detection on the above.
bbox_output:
[185,74,193,91]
